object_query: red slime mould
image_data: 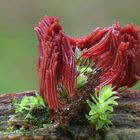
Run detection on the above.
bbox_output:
[35,16,140,111]
[35,16,77,110]
[81,23,140,90]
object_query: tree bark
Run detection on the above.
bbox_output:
[0,90,140,140]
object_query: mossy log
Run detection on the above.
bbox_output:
[0,90,140,140]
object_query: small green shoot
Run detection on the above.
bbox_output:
[12,92,50,128]
[75,48,93,89]
[86,85,119,130]
[77,73,88,89]
[13,92,46,117]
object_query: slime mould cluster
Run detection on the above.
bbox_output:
[35,16,140,123]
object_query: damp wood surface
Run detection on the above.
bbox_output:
[0,90,140,140]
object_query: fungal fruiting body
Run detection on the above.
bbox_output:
[35,17,76,110]
[81,23,140,90]
[35,16,140,111]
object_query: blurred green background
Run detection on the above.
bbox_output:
[0,0,140,94]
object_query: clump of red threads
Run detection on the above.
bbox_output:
[81,23,140,90]
[35,16,140,110]
[35,16,76,110]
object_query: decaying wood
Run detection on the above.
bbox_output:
[57,73,100,125]
[0,90,140,140]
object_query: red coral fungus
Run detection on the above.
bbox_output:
[82,23,140,90]
[35,16,140,110]
[35,16,76,110]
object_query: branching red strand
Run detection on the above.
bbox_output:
[35,16,140,110]
[35,16,76,110]
[82,23,140,90]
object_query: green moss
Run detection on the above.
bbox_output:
[86,85,119,130]
[12,92,50,130]
[75,48,94,89]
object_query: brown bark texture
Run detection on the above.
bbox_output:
[0,90,140,140]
